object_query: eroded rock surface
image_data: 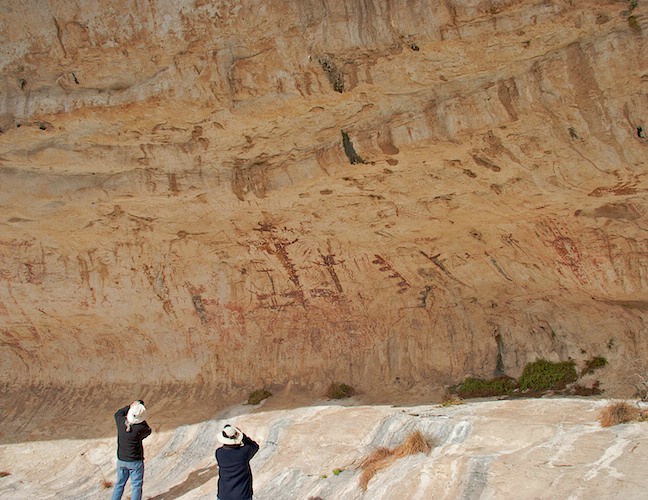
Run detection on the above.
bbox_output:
[0,1,647,435]
[1,398,647,499]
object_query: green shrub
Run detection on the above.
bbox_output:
[247,388,272,405]
[326,382,355,399]
[582,356,608,376]
[518,359,577,392]
[453,376,516,398]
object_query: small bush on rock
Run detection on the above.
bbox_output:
[582,356,608,376]
[447,356,606,401]
[326,382,355,399]
[598,401,639,427]
[441,390,464,406]
[453,376,516,398]
[247,388,272,405]
[518,359,577,392]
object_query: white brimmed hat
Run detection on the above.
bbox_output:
[218,424,243,445]
[127,402,147,425]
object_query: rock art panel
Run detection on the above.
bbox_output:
[0,0,646,430]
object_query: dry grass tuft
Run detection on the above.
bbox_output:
[359,447,393,491]
[598,401,640,427]
[358,431,434,491]
[392,430,432,458]
[360,446,392,468]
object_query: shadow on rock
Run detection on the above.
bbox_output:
[148,463,218,500]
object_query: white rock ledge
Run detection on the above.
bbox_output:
[1,398,647,499]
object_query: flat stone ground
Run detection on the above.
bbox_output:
[1,397,647,499]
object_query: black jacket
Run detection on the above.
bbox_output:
[114,405,152,462]
[215,435,260,500]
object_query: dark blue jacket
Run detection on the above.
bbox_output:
[114,405,152,462]
[215,435,260,500]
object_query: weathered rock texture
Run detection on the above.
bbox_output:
[0,0,647,435]
[1,398,648,499]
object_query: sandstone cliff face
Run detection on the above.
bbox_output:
[0,0,647,433]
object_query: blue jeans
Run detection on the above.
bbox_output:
[112,459,144,500]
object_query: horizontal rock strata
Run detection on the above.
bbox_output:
[0,0,647,434]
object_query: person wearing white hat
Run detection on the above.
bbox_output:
[215,424,260,500]
[111,400,152,500]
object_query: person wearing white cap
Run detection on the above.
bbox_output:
[215,424,260,500]
[111,400,152,500]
